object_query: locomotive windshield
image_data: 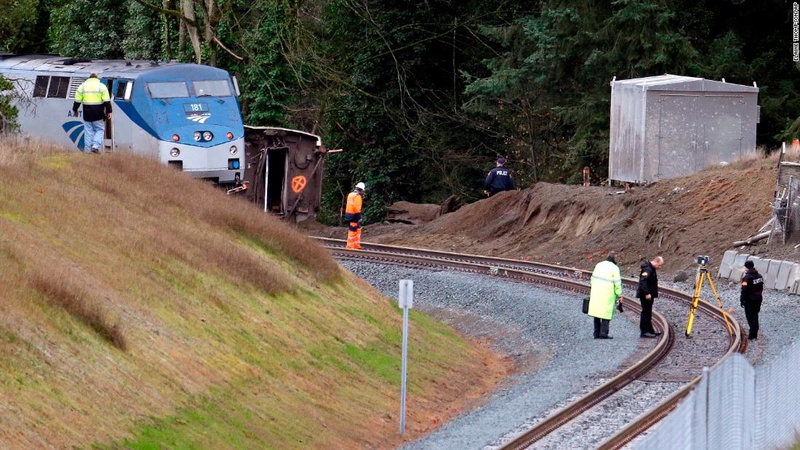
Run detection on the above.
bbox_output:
[192,80,232,97]
[147,81,189,98]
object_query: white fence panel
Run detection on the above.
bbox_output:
[754,340,800,449]
[705,354,754,450]
[632,354,778,450]
[634,388,698,450]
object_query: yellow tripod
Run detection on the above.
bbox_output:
[685,257,733,337]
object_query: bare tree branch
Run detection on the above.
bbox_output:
[212,36,243,61]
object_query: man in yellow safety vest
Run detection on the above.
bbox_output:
[72,73,112,154]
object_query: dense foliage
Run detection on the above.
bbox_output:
[0,75,19,133]
[1,0,798,223]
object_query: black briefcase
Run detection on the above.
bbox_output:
[582,297,590,314]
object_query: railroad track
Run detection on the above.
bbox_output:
[314,238,747,448]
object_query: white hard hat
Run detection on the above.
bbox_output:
[355,182,366,190]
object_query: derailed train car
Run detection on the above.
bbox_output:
[241,126,328,223]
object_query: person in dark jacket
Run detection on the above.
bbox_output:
[483,156,515,197]
[637,256,664,338]
[740,260,764,340]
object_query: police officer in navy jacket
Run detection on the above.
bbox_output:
[637,256,664,338]
[484,156,515,197]
[740,260,764,340]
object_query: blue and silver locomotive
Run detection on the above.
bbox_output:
[0,55,245,185]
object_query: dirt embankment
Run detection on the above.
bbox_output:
[314,157,789,279]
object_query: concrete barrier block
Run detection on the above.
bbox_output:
[775,261,797,290]
[719,250,738,279]
[785,263,800,293]
[716,254,799,293]
[761,259,778,291]
[730,253,751,281]
[766,259,784,290]
[730,267,746,283]
[791,279,800,295]
[728,255,763,284]
[733,253,751,268]
[752,257,768,274]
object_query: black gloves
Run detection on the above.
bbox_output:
[616,300,624,313]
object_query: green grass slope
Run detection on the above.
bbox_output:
[0,139,503,449]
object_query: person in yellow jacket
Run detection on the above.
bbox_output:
[72,73,112,154]
[345,182,366,249]
[588,251,623,339]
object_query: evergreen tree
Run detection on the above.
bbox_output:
[317,0,527,222]
[49,0,128,58]
[1,0,797,215]
[464,0,699,184]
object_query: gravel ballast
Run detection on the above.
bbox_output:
[340,260,800,450]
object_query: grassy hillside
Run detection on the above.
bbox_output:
[0,139,504,449]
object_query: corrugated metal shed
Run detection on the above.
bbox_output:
[609,74,759,184]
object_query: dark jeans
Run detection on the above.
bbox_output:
[639,297,655,334]
[594,317,610,338]
[744,300,762,338]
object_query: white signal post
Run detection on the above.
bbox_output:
[398,279,414,434]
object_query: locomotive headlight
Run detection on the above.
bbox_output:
[170,148,181,157]
[202,131,214,141]
[172,134,180,142]
[226,132,233,140]
[193,131,202,142]
[229,145,238,155]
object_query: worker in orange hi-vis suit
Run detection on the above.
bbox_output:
[345,182,366,249]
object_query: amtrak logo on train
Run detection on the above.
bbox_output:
[184,102,211,124]
[62,120,85,150]
[186,113,212,124]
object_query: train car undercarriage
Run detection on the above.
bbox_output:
[239,126,328,223]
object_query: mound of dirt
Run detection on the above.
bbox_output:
[314,157,794,279]
[385,201,441,224]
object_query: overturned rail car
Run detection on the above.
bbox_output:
[241,126,327,223]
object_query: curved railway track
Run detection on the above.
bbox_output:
[314,238,748,449]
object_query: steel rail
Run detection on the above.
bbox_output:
[497,306,672,450]
[317,238,745,448]
[329,248,594,293]
[597,290,747,449]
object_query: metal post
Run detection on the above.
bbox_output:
[264,149,269,212]
[786,176,793,244]
[398,279,414,434]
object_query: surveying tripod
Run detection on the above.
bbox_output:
[685,256,733,337]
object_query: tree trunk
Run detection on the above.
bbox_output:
[181,0,202,63]
[204,0,217,66]
[163,0,173,60]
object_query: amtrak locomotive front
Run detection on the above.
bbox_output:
[0,55,245,185]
